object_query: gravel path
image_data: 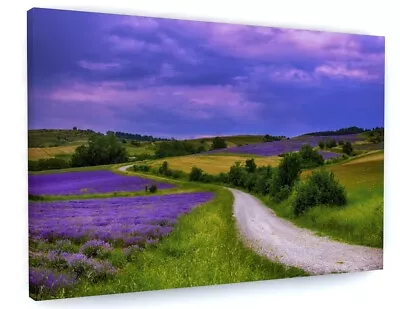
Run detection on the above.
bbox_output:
[117,164,134,172]
[230,188,383,275]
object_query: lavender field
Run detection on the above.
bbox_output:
[207,134,362,159]
[29,192,214,297]
[29,170,175,196]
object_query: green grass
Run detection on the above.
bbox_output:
[260,153,384,248]
[36,186,305,300]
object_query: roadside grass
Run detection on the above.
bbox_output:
[149,155,281,174]
[54,186,306,299]
[260,154,384,248]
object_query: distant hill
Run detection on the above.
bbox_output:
[28,129,99,148]
[303,126,383,136]
[188,135,265,147]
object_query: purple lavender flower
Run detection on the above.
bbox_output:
[29,268,76,294]
[29,192,214,246]
[79,239,112,258]
[29,170,175,196]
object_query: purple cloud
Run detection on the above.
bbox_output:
[28,8,384,137]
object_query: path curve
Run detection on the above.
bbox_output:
[118,164,134,172]
[117,164,383,274]
[229,188,383,275]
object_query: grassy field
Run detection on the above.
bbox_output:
[28,145,80,160]
[151,154,281,174]
[261,151,384,248]
[30,185,305,300]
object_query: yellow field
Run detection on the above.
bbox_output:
[28,145,78,160]
[302,151,384,189]
[152,155,281,174]
[342,151,384,166]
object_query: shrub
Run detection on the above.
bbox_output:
[245,158,257,173]
[132,164,150,172]
[318,141,325,149]
[70,134,128,167]
[254,165,273,195]
[342,141,353,156]
[293,169,347,216]
[326,139,337,148]
[28,158,70,171]
[270,153,302,201]
[338,140,344,145]
[211,136,227,150]
[149,184,158,193]
[158,161,172,176]
[228,162,244,186]
[189,166,204,181]
[298,144,324,168]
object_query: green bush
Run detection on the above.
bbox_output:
[338,140,344,145]
[342,141,353,156]
[158,161,172,176]
[132,164,151,172]
[326,139,337,148]
[28,158,70,171]
[245,158,257,173]
[270,153,302,201]
[70,134,128,167]
[298,144,324,168]
[318,141,325,149]
[149,184,158,193]
[293,169,347,216]
[189,166,204,181]
[254,165,273,195]
[211,136,227,150]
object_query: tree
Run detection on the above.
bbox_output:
[299,144,324,168]
[189,166,204,181]
[326,139,337,148]
[73,126,77,131]
[342,142,353,156]
[211,137,227,150]
[318,141,325,149]
[245,158,257,173]
[70,134,128,167]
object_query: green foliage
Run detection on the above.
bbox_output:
[262,134,287,142]
[28,158,70,171]
[342,142,353,156]
[154,140,198,158]
[318,141,325,149]
[196,145,206,153]
[158,161,172,176]
[325,139,337,148]
[189,166,204,181]
[211,136,228,150]
[245,158,257,173]
[298,144,324,168]
[367,127,384,144]
[70,134,128,167]
[338,140,344,145]
[254,166,273,195]
[305,126,366,136]
[132,164,151,172]
[293,170,347,216]
[270,153,302,201]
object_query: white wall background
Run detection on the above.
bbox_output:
[0,1,398,308]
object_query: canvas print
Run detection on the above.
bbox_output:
[27,8,384,300]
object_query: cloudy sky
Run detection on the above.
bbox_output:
[28,8,384,138]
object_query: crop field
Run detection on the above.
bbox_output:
[207,134,363,158]
[151,154,282,174]
[29,170,174,196]
[263,151,384,247]
[28,145,80,160]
